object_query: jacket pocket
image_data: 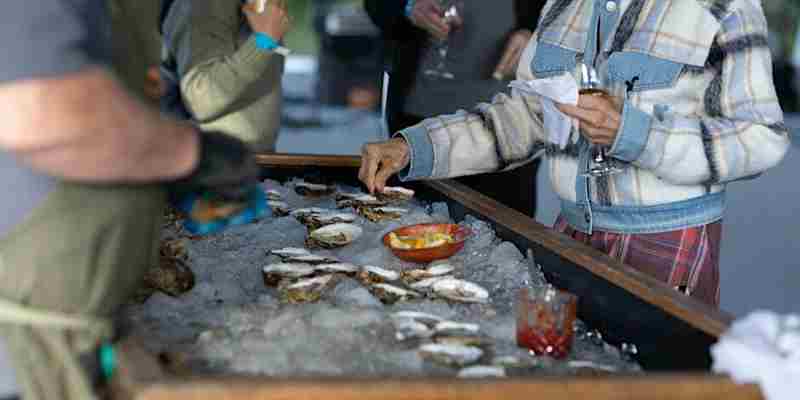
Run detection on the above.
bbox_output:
[531,41,579,78]
[606,52,686,92]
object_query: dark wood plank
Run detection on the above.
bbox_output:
[255,153,361,168]
[133,375,762,400]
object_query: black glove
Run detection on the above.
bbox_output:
[168,130,261,202]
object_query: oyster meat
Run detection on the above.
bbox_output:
[358,206,409,223]
[377,186,415,202]
[313,262,360,276]
[306,223,363,249]
[457,366,506,379]
[418,343,483,367]
[267,200,291,217]
[293,181,334,197]
[370,284,421,305]
[358,265,401,284]
[432,278,490,303]
[401,264,456,284]
[279,274,336,304]
[262,263,316,287]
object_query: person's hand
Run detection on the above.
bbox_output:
[243,0,291,42]
[143,66,165,101]
[493,29,532,80]
[557,94,624,146]
[408,0,461,41]
[168,131,261,202]
[359,138,411,194]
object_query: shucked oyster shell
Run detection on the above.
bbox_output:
[457,365,507,379]
[432,278,490,303]
[358,265,401,284]
[377,186,415,202]
[358,206,409,223]
[409,276,452,292]
[401,264,456,284]
[279,274,336,304]
[293,181,334,197]
[370,284,421,305]
[304,212,358,231]
[313,262,360,276]
[286,254,340,265]
[336,194,387,209]
[419,343,483,367]
[262,263,316,287]
[393,319,435,341]
[306,223,363,249]
[390,311,444,326]
[290,207,329,221]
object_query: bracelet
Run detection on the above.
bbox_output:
[405,0,416,18]
[254,32,279,50]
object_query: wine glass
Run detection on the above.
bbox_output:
[579,63,622,177]
[422,0,464,80]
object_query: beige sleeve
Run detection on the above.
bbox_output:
[168,0,283,122]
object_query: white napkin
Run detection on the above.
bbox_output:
[711,310,800,400]
[509,73,579,149]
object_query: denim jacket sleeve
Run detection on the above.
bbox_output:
[396,38,547,181]
[612,2,790,186]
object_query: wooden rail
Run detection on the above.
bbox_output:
[131,375,762,400]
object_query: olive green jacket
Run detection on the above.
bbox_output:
[163,0,285,151]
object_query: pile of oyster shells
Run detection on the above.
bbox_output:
[261,182,516,374]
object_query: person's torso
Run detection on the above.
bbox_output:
[405,0,517,116]
[527,0,728,233]
[161,0,283,151]
[0,0,111,238]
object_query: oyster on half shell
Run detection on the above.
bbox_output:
[279,274,336,304]
[269,247,311,259]
[432,278,490,303]
[358,206,409,223]
[265,189,283,201]
[377,186,415,202]
[401,264,456,284]
[434,321,480,336]
[293,181,334,197]
[262,263,316,287]
[370,284,420,305]
[409,276,452,292]
[304,212,358,231]
[393,319,435,342]
[457,365,507,379]
[285,254,340,265]
[313,262,360,276]
[306,223,363,249]
[358,265,401,284]
[336,194,386,209]
[419,343,483,367]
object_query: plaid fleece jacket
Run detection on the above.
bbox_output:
[398,0,789,220]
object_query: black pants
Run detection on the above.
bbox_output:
[393,113,540,218]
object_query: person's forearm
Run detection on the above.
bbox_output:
[0,67,198,183]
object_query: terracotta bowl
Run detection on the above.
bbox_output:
[383,223,472,264]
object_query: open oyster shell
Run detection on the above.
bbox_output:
[306,223,363,249]
[293,181,335,197]
[377,186,415,202]
[457,365,507,379]
[336,194,387,209]
[313,262,359,276]
[431,278,490,303]
[358,206,409,223]
[265,189,283,201]
[262,263,316,287]
[419,343,483,367]
[304,212,358,231]
[358,265,401,284]
[401,264,456,284]
[279,274,336,304]
[267,200,291,217]
[370,284,420,305]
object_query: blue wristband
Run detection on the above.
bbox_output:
[255,32,279,51]
[405,0,415,18]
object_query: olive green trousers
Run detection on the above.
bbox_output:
[0,183,164,400]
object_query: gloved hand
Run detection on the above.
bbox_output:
[168,131,269,236]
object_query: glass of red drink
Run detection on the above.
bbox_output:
[515,285,578,359]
